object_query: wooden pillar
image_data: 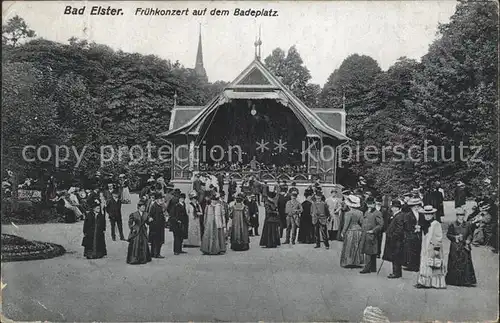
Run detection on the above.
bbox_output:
[189,140,195,172]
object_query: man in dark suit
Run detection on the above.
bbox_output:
[148,192,166,258]
[423,181,444,222]
[377,195,392,258]
[103,183,115,203]
[311,192,330,249]
[246,194,260,236]
[169,193,188,255]
[105,190,125,241]
[383,200,405,278]
[360,197,384,274]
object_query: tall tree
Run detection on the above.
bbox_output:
[264,46,313,103]
[404,0,498,194]
[319,54,381,112]
[2,15,36,46]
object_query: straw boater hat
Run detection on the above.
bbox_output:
[456,208,466,216]
[188,191,197,199]
[345,195,361,208]
[407,197,422,206]
[119,174,125,178]
[138,198,146,206]
[419,205,437,214]
[457,181,465,187]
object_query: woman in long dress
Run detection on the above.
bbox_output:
[298,189,315,244]
[415,205,446,289]
[216,193,227,253]
[126,199,152,264]
[445,208,476,286]
[260,185,281,248]
[82,198,107,259]
[184,191,202,247]
[340,195,364,268]
[229,193,250,251]
[200,194,222,255]
[120,175,131,204]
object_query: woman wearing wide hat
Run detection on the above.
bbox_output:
[184,191,202,247]
[126,198,152,264]
[340,195,365,268]
[415,205,446,289]
[445,208,476,286]
[82,198,107,259]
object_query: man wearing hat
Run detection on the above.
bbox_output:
[245,193,259,236]
[192,173,205,203]
[148,192,166,258]
[359,197,384,274]
[471,201,493,246]
[454,181,467,209]
[383,200,405,279]
[284,190,303,244]
[82,198,107,259]
[423,181,444,223]
[169,193,188,255]
[311,191,331,249]
[403,197,424,271]
[105,189,125,241]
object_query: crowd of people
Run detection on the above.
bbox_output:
[8,167,495,290]
[198,157,308,175]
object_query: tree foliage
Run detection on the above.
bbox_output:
[264,46,316,106]
[2,15,36,46]
[2,17,227,188]
[336,1,498,196]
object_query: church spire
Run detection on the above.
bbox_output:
[194,23,208,82]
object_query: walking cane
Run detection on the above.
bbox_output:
[376,259,385,275]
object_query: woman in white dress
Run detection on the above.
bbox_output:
[415,205,446,289]
[119,174,131,204]
[184,191,202,247]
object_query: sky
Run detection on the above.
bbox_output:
[3,1,458,85]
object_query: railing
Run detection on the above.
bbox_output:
[172,168,334,183]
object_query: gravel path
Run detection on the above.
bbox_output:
[2,196,498,322]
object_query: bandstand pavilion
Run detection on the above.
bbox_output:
[159,36,349,190]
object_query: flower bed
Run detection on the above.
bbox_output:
[1,234,66,262]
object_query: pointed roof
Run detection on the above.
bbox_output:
[194,25,207,81]
[159,58,349,143]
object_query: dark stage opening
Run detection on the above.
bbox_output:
[200,99,307,166]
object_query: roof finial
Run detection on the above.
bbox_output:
[254,25,262,60]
